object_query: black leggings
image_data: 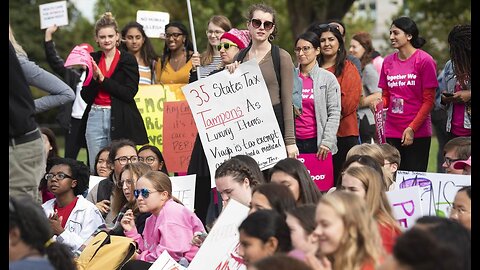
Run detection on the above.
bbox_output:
[386,137,431,172]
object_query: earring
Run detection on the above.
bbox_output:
[268,35,274,42]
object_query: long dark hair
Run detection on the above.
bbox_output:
[391,17,426,49]
[448,24,470,85]
[310,25,346,77]
[160,21,194,70]
[9,195,76,270]
[138,144,169,174]
[120,21,159,68]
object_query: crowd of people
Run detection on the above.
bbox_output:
[9,2,470,270]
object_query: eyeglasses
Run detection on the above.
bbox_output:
[447,205,470,216]
[294,46,313,54]
[138,156,157,164]
[206,30,225,36]
[134,188,158,199]
[119,179,134,188]
[165,32,184,39]
[444,157,462,167]
[217,42,238,51]
[44,172,74,181]
[114,156,139,165]
[250,19,274,31]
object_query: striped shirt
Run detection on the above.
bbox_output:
[199,56,222,78]
[138,64,153,85]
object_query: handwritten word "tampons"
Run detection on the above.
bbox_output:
[198,107,244,130]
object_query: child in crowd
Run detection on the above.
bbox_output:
[285,204,318,259]
[249,182,297,218]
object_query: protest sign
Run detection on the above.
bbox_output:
[88,176,105,193]
[148,250,186,270]
[395,170,471,216]
[188,199,248,270]
[136,10,170,38]
[386,186,423,230]
[163,101,197,173]
[170,174,196,212]
[64,45,93,86]
[39,1,68,29]
[135,84,186,152]
[297,153,334,192]
[374,102,386,143]
[182,60,287,188]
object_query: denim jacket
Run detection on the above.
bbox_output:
[441,60,471,132]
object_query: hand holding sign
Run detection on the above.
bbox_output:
[64,44,94,86]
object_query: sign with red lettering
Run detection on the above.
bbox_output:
[163,101,197,173]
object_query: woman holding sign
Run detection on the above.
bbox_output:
[80,12,148,172]
[293,31,341,161]
[371,17,438,172]
[226,3,299,159]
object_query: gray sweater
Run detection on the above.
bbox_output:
[17,54,75,113]
[296,64,341,154]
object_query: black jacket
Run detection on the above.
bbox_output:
[79,50,148,146]
[44,40,83,130]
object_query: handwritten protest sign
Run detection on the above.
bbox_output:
[136,10,170,38]
[39,1,68,29]
[135,84,186,151]
[149,250,186,270]
[163,101,197,172]
[374,102,386,143]
[297,153,334,192]
[386,186,423,230]
[64,45,93,86]
[188,199,248,270]
[182,60,287,188]
[395,171,471,216]
[170,174,196,212]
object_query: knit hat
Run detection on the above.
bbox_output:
[220,28,251,49]
[78,43,94,53]
[453,156,471,170]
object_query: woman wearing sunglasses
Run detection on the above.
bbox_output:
[121,171,205,268]
[226,3,298,159]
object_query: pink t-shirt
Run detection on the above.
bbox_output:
[295,74,316,139]
[451,81,471,136]
[378,50,438,138]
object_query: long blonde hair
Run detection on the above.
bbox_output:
[318,191,384,270]
[342,166,400,231]
[9,24,27,57]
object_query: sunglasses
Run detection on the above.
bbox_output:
[217,42,238,51]
[250,19,274,31]
[317,23,343,35]
[134,188,158,199]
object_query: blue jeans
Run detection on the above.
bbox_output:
[86,105,111,173]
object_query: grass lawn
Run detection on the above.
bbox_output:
[56,136,440,173]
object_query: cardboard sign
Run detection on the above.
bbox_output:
[39,1,68,29]
[136,10,170,38]
[297,153,334,192]
[170,174,196,212]
[182,60,287,188]
[395,171,471,216]
[64,45,93,86]
[163,101,197,173]
[188,199,248,270]
[386,186,423,230]
[135,84,186,152]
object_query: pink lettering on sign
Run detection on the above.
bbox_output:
[297,153,334,192]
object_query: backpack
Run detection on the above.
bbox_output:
[237,44,303,116]
[75,230,137,270]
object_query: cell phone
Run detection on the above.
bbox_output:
[442,92,454,97]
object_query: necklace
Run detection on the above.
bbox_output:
[169,52,186,71]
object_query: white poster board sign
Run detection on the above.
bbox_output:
[149,250,186,270]
[88,176,106,193]
[395,171,471,217]
[39,1,68,29]
[188,199,249,270]
[136,10,170,38]
[170,174,196,212]
[182,60,287,188]
[386,186,423,231]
